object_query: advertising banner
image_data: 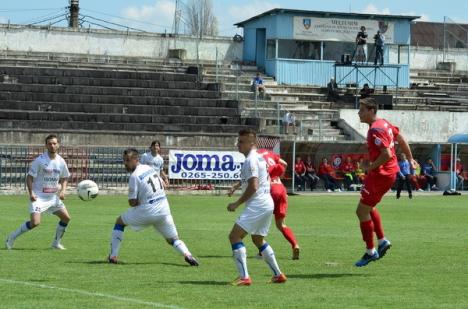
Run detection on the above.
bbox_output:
[293,16,394,44]
[169,150,245,180]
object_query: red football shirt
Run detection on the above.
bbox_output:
[257,149,284,179]
[367,118,400,175]
[341,162,355,173]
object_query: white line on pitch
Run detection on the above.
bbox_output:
[0,278,184,309]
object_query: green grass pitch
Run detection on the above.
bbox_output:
[1,194,468,308]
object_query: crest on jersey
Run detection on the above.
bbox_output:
[303,18,311,30]
[374,137,382,146]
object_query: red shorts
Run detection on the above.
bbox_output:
[360,172,396,207]
[271,183,288,219]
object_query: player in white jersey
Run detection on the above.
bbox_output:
[140,140,169,186]
[5,134,71,250]
[108,148,198,266]
[226,129,287,286]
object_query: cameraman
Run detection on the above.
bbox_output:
[355,26,368,63]
[374,30,385,66]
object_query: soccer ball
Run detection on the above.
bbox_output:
[77,180,99,201]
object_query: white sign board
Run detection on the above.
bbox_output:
[293,16,394,44]
[169,150,245,180]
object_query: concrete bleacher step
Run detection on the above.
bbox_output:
[0,90,220,104]
[0,83,220,99]
[0,66,197,82]
[0,109,241,125]
[0,118,249,133]
[0,100,238,116]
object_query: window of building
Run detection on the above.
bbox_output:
[277,40,321,60]
[266,39,276,59]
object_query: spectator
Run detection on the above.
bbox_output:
[318,158,340,192]
[396,153,413,199]
[355,157,368,184]
[251,72,266,98]
[421,158,438,190]
[282,112,296,135]
[304,155,320,191]
[359,83,373,99]
[409,159,424,192]
[294,156,307,191]
[456,158,464,190]
[327,78,339,102]
[341,156,356,191]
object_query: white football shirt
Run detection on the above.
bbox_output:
[140,152,164,175]
[128,164,167,211]
[28,152,70,199]
[241,149,273,210]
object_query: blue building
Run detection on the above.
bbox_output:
[235,9,419,88]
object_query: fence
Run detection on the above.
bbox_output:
[0,139,279,193]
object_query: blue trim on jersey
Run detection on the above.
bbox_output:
[148,195,167,204]
[58,221,68,227]
[114,224,125,231]
[231,242,245,250]
[138,169,154,181]
[259,243,269,253]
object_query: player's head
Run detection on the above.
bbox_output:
[361,26,366,31]
[358,97,378,124]
[237,128,257,155]
[400,153,407,160]
[44,134,60,155]
[346,156,352,163]
[296,156,302,162]
[123,148,140,172]
[150,140,161,154]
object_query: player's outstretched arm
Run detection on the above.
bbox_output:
[59,178,68,200]
[227,181,241,197]
[26,175,36,201]
[227,178,258,212]
[396,134,416,169]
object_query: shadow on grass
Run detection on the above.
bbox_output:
[288,273,369,280]
[5,248,48,251]
[66,260,159,265]
[197,255,232,259]
[179,280,228,286]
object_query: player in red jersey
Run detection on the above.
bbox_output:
[257,149,300,260]
[355,98,416,267]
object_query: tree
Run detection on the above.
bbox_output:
[184,0,218,37]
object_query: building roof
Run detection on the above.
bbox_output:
[235,8,420,27]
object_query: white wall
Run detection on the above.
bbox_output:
[339,109,468,143]
[0,24,242,62]
[389,45,468,71]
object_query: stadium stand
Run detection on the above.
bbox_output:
[0,52,256,135]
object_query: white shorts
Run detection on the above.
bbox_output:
[29,195,66,214]
[236,206,273,236]
[121,200,178,239]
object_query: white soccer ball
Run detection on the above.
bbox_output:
[77,180,99,201]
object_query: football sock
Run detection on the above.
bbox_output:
[280,226,298,248]
[110,224,125,257]
[232,242,249,279]
[366,248,377,255]
[10,221,32,239]
[359,220,375,250]
[370,209,385,240]
[378,238,387,246]
[259,243,282,276]
[53,221,68,244]
[172,239,191,256]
